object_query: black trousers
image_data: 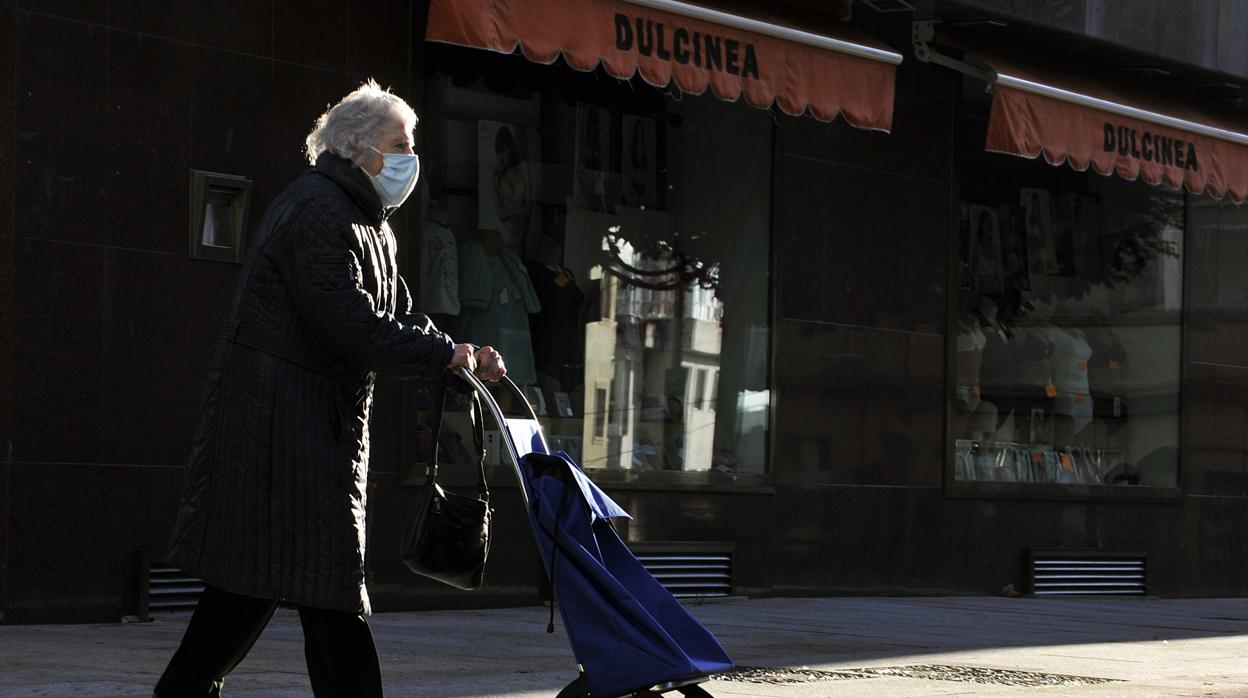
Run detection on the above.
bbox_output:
[154,585,382,697]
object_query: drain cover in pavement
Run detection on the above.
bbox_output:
[854,664,1120,687]
[715,664,1119,687]
[713,666,870,684]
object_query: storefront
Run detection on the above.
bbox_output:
[413,0,899,473]
[8,0,1248,625]
[366,0,1248,607]
[372,0,909,607]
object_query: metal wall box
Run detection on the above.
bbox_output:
[190,170,252,263]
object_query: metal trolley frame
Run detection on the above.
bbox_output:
[453,367,718,698]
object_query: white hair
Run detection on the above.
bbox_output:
[304,79,417,167]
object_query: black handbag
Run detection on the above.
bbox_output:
[399,378,492,591]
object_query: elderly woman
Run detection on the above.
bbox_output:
[154,80,503,697]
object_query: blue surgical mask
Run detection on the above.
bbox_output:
[366,147,420,209]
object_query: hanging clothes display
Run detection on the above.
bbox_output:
[1045,325,1094,434]
[526,255,586,393]
[419,216,460,315]
[458,237,542,385]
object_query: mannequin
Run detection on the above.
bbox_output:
[418,191,459,318]
[1010,295,1057,444]
[457,228,541,385]
[1046,322,1094,443]
[525,234,586,397]
[978,295,1054,444]
[1084,312,1127,428]
[954,296,997,441]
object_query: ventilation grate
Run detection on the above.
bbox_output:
[634,549,733,599]
[1030,552,1146,596]
[148,562,205,614]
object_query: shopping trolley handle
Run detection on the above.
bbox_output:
[453,366,536,416]
[452,366,546,508]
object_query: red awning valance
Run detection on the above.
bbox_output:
[958,37,1248,203]
[426,0,901,131]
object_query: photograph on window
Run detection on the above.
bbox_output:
[997,203,1030,291]
[477,119,540,257]
[1052,192,1079,276]
[573,104,613,213]
[1021,187,1060,275]
[622,114,659,210]
[969,204,1003,294]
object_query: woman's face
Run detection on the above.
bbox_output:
[496,138,516,168]
[363,120,414,176]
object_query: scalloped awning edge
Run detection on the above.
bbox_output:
[426,0,898,132]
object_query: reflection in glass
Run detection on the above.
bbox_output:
[955,177,1183,488]
[582,235,724,472]
[423,55,772,477]
[565,93,772,476]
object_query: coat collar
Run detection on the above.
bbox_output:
[314,151,389,226]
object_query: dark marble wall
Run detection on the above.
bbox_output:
[762,484,1184,596]
[761,53,961,593]
[771,56,953,491]
[1182,197,1248,593]
[0,0,14,620]
[1185,199,1248,497]
[3,0,417,623]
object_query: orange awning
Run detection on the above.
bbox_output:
[957,36,1248,203]
[426,0,902,131]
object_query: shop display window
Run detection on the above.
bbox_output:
[415,46,771,482]
[954,162,1184,491]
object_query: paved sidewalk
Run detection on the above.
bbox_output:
[2,596,1248,696]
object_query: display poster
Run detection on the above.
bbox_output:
[1052,193,1078,276]
[997,203,1031,291]
[572,104,613,212]
[968,204,1003,294]
[478,119,541,254]
[1021,187,1060,275]
[621,114,658,209]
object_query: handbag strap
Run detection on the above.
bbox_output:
[427,375,489,500]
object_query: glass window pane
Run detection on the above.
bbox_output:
[423,48,772,478]
[573,95,770,475]
[955,172,1183,488]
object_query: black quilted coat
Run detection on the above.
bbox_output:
[167,152,454,613]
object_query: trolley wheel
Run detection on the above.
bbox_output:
[639,684,714,697]
[555,674,591,698]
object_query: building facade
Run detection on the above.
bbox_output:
[2,0,1248,623]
